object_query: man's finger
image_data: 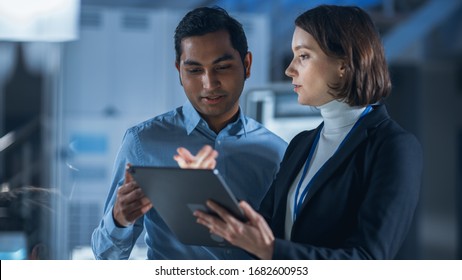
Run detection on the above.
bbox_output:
[176,147,195,162]
[173,155,188,168]
[193,145,215,165]
[140,202,153,214]
[194,147,218,168]
[199,150,218,169]
[124,163,134,184]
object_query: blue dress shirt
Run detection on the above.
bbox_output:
[91,101,287,259]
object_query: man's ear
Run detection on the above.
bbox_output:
[243,52,252,79]
[175,62,183,86]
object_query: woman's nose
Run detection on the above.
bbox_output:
[285,62,295,78]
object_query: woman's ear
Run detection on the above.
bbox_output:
[339,60,346,78]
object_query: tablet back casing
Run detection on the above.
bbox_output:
[128,166,245,247]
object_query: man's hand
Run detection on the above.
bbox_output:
[173,145,218,169]
[112,164,152,227]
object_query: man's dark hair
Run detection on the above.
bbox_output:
[174,6,248,65]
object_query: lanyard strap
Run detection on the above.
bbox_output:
[292,105,372,221]
[292,128,321,221]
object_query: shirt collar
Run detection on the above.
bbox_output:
[236,107,248,137]
[183,101,202,135]
[182,100,247,136]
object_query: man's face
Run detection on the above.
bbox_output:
[176,30,251,131]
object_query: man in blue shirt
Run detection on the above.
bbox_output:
[91,6,287,260]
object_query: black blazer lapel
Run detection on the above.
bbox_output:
[274,124,324,200]
[271,124,324,233]
[297,104,390,215]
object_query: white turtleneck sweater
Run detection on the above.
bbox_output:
[284,100,368,240]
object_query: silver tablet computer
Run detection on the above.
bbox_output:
[127,166,246,247]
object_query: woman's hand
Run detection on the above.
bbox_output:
[173,145,218,169]
[194,200,275,260]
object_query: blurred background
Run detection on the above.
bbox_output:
[0,0,461,259]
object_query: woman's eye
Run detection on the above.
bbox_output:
[299,54,309,60]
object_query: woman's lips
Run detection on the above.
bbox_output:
[293,84,301,92]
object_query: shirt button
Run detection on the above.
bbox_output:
[217,140,221,145]
[226,249,231,254]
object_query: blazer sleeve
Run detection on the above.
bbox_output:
[271,129,423,259]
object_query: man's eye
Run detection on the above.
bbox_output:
[186,68,202,74]
[216,65,231,71]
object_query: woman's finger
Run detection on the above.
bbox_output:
[195,211,228,236]
[206,200,243,228]
[240,201,274,244]
[239,201,259,223]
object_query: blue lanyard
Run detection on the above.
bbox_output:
[292,105,372,221]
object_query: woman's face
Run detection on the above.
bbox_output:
[285,27,344,107]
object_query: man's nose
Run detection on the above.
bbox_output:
[202,71,220,90]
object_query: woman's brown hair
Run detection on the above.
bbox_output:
[295,5,391,106]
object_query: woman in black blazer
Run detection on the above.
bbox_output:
[180,5,423,260]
